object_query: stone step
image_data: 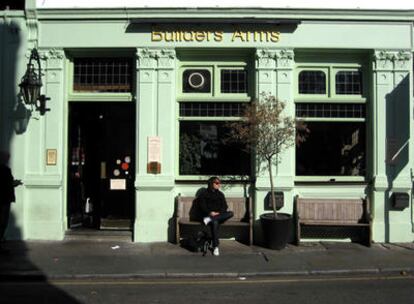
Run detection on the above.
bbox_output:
[64,229,133,242]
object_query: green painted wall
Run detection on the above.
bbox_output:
[1,7,414,243]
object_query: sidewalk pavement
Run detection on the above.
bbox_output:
[1,240,413,280]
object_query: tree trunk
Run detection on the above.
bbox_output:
[267,157,277,218]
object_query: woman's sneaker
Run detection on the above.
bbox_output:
[203,217,211,225]
[213,247,219,256]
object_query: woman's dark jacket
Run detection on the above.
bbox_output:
[197,189,228,217]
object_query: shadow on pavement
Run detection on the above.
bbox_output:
[1,219,81,303]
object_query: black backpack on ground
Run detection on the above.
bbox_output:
[180,231,212,256]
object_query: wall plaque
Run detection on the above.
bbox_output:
[46,149,57,166]
[147,136,161,174]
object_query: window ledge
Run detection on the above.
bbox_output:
[295,97,366,103]
[295,176,367,184]
[68,93,133,102]
[175,176,252,184]
[177,96,252,102]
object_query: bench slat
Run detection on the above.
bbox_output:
[297,199,365,222]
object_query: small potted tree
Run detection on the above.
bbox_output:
[228,93,308,249]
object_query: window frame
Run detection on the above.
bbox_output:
[180,66,214,97]
[67,52,135,102]
[297,68,329,97]
[295,63,368,183]
[176,55,254,180]
[296,67,329,100]
[176,109,251,180]
[217,66,249,98]
[177,61,252,102]
[332,67,364,99]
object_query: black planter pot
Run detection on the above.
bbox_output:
[260,213,292,250]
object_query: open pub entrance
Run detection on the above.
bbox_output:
[67,102,136,231]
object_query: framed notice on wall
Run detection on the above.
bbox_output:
[147,136,161,174]
[46,149,57,166]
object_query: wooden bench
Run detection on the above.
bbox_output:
[295,196,372,246]
[176,195,253,245]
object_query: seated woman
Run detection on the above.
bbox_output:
[198,176,233,256]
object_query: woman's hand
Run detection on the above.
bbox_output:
[210,211,220,217]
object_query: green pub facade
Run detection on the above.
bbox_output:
[1,0,414,244]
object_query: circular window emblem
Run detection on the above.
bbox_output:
[188,72,205,89]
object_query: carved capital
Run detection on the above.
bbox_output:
[38,49,65,70]
[256,49,294,69]
[256,49,277,60]
[275,49,294,69]
[158,49,176,69]
[136,48,160,60]
[395,50,412,61]
[373,50,412,71]
[373,50,395,71]
[394,50,412,70]
[373,50,395,61]
[136,48,176,69]
[136,48,160,69]
[255,49,277,69]
[38,49,65,60]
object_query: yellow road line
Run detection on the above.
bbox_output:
[1,275,412,287]
[48,275,414,286]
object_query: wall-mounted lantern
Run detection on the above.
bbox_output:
[19,48,50,115]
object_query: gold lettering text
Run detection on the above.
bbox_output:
[232,30,245,42]
[214,31,223,42]
[195,31,206,42]
[270,31,280,42]
[164,31,174,42]
[151,31,163,42]
[183,31,193,41]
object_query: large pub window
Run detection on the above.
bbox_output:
[177,56,252,177]
[179,102,250,176]
[296,65,366,177]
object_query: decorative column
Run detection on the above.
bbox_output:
[254,49,296,243]
[24,48,66,240]
[372,50,413,242]
[134,48,176,242]
[157,49,176,180]
[274,49,295,193]
[136,48,158,179]
[255,49,277,96]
